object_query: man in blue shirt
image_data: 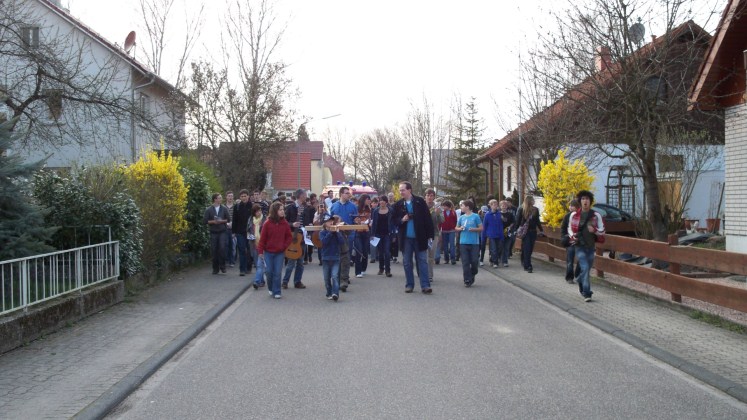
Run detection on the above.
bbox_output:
[329,186,358,292]
[392,181,434,294]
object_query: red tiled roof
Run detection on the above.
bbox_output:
[688,0,747,110]
[282,141,324,160]
[271,153,311,190]
[479,20,709,161]
[323,154,345,183]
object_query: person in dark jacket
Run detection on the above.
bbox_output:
[303,194,318,263]
[370,195,395,277]
[560,199,581,283]
[232,189,253,276]
[481,199,504,268]
[281,189,308,289]
[498,200,515,267]
[203,193,231,274]
[320,214,344,301]
[392,181,434,294]
[515,195,544,273]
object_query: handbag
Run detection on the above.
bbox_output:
[515,222,529,239]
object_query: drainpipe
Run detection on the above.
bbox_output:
[130,73,155,161]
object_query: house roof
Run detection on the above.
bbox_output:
[283,141,324,160]
[37,0,181,97]
[479,20,710,162]
[688,0,747,111]
[271,153,311,190]
[323,154,345,184]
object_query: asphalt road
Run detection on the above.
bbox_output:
[109,262,747,419]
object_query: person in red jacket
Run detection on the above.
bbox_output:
[257,202,292,299]
[439,200,458,265]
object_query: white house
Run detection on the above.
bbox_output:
[689,0,747,252]
[476,20,724,229]
[1,0,185,168]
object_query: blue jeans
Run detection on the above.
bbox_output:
[403,237,430,290]
[377,234,391,273]
[499,238,510,265]
[235,234,248,273]
[488,237,502,265]
[354,231,370,275]
[460,244,479,284]
[254,255,266,285]
[283,250,305,285]
[566,246,580,280]
[225,230,235,265]
[210,232,226,272]
[575,246,595,298]
[441,231,456,262]
[322,259,340,296]
[521,230,538,270]
[264,252,285,295]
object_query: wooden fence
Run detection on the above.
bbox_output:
[518,227,747,313]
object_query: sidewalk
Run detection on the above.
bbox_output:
[0,264,249,419]
[486,255,747,403]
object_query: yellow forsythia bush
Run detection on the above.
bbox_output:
[123,146,189,268]
[537,149,594,228]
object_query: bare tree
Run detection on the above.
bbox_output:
[185,0,296,191]
[523,0,723,241]
[320,126,352,169]
[401,94,447,192]
[137,0,204,89]
[352,127,406,192]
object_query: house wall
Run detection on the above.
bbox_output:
[4,1,180,168]
[725,103,747,252]
[310,160,324,195]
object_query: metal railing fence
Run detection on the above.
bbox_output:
[1,241,120,316]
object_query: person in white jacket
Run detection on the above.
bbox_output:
[568,190,605,302]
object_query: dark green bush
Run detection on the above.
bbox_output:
[180,167,210,257]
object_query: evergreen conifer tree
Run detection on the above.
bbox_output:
[0,120,55,259]
[443,99,487,204]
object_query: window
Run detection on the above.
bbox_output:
[658,154,684,173]
[139,93,150,113]
[506,166,512,190]
[44,89,63,120]
[21,26,40,49]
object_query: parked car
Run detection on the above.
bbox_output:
[592,203,635,222]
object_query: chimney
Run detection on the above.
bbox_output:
[594,46,611,72]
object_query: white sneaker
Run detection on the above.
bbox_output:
[327,295,333,300]
[491,264,498,268]
[274,294,282,299]
[361,271,366,276]
[356,274,363,278]
[268,290,273,296]
[479,262,484,266]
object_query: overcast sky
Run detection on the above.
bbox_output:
[67,0,724,143]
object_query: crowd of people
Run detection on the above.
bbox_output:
[203,184,605,303]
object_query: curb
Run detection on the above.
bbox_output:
[492,262,747,405]
[73,282,252,420]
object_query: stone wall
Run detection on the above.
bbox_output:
[0,280,124,354]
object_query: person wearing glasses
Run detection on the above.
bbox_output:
[392,181,434,294]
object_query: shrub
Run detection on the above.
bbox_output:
[180,167,210,257]
[123,147,188,270]
[178,152,223,194]
[0,121,55,260]
[537,149,594,227]
[33,169,144,276]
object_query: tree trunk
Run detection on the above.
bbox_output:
[641,149,668,243]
